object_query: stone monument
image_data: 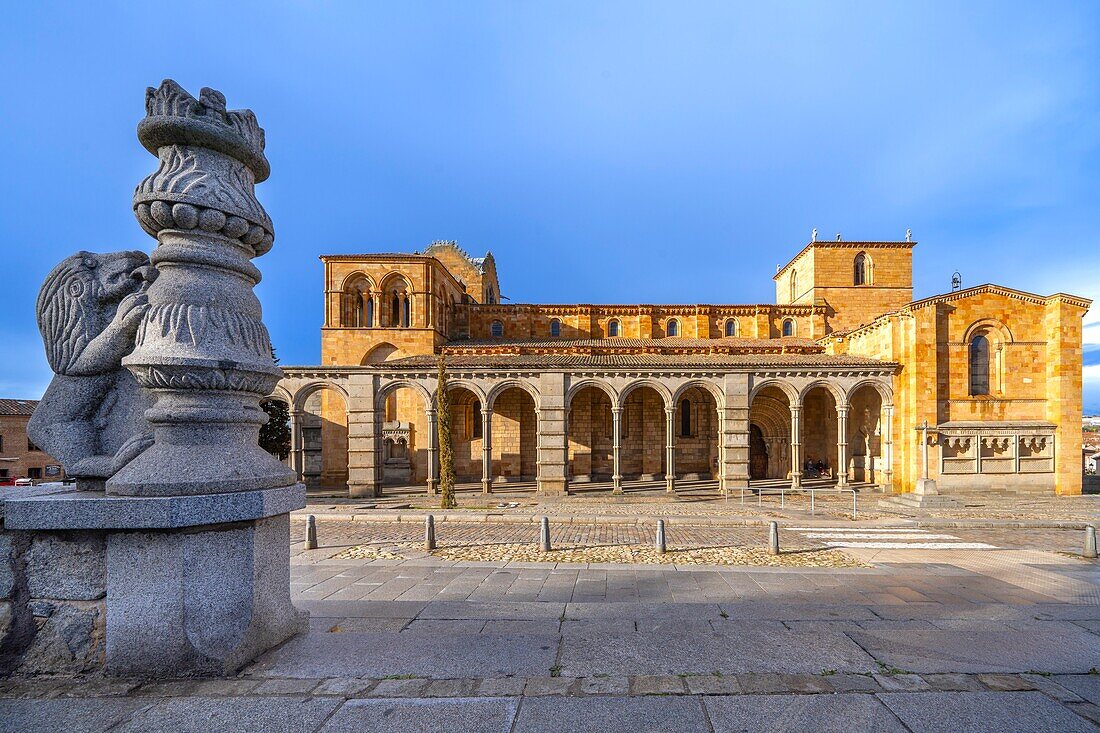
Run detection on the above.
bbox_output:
[1,80,305,678]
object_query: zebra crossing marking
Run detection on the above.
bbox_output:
[787,526,997,550]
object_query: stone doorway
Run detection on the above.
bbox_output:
[749,424,769,479]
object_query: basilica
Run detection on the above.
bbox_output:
[274,237,1090,498]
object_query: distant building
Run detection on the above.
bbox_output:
[275,237,1092,497]
[0,399,64,482]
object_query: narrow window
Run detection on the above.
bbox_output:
[402,297,410,327]
[550,319,561,337]
[366,296,374,327]
[667,319,679,337]
[391,294,400,325]
[491,320,504,338]
[680,399,691,437]
[969,335,990,395]
[854,253,868,285]
[724,319,738,337]
[471,399,483,438]
[608,319,619,337]
[789,270,798,302]
[782,319,795,337]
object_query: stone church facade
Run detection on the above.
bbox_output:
[274,238,1090,498]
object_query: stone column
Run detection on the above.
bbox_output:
[289,409,303,482]
[110,81,292,497]
[481,407,493,494]
[665,406,676,493]
[347,375,379,498]
[721,374,750,489]
[881,403,893,490]
[836,403,849,488]
[790,404,802,489]
[611,406,623,494]
[536,373,568,494]
[425,407,438,495]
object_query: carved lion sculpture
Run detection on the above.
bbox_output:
[28,251,158,487]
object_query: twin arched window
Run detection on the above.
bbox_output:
[724,319,738,337]
[666,319,679,337]
[607,319,620,338]
[782,319,795,337]
[490,320,504,338]
[550,319,561,338]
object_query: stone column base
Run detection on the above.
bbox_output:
[2,483,307,678]
[536,479,568,495]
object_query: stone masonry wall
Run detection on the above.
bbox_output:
[0,528,106,676]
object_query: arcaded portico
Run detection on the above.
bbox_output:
[272,237,1089,498]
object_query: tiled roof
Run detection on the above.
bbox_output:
[0,399,38,416]
[444,337,821,351]
[377,353,892,369]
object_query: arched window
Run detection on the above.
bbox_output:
[471,399,483,438]
[854,252,871,286]
[680,398,691,437]
[607,319,620,337]
[666,319,679,337]
[969,335,990,395]
[789,270,798,302]
[402,297,410,327]
[724,319,738,337]
[366,297,374,328]
[782,319,795,337]
[490,320,504,338]
[550,318,561,338]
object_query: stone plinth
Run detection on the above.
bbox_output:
[0,484,306,677]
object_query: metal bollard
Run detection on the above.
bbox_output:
[810,490,815,515]
[304,514,317,550]
[768,521,779,556]
[655,519,666,554]
[852,490,857,516]
[425,515,436,551]
[1085,525,1097,559]
[540,516,551,553]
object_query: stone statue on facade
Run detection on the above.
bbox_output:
[28,250,158,488]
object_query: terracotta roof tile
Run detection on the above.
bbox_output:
[377,353,892,369]
[0,399,38,416]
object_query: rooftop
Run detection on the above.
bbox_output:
[0,399,38,416]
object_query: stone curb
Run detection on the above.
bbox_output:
[294,509,1091,531]
[1,671,1072,701]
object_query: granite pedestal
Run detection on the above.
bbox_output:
[0,484,307,677]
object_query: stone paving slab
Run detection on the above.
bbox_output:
[849,627,1100,674]
[512,695,710,733]
[558,628,877,676]
[418,600,567,620]
[1054,675,1100,705]
[249,632,559,679]
[0,698,143,733]
[115,696,341,733]
[704,693,907,732]
[318,697,517,733]
[879,691,1099,733]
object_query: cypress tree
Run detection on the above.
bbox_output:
[437,357,457,509]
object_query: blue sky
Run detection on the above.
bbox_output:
[1,2,1098,410]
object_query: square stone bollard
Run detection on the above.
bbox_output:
[1,483,307,677]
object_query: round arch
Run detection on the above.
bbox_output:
[437,379,487,405]
[375,379,432,412]
[617,379,673,409]
[292,380,350,414]
[962,318,1014,345]
[845,378,893,405]
[671,379,725,409]
[267,385,294,406]
[798,380,846,405]
[565,378,618,407]
[377,271,412,292]
[748,379,798,404]
[338,270,377,292]
[486,379,541,410]
[362,342,401,365]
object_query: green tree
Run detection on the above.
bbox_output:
[437,357,457,509]
[259,398,291,460]
[258,345,291,460]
